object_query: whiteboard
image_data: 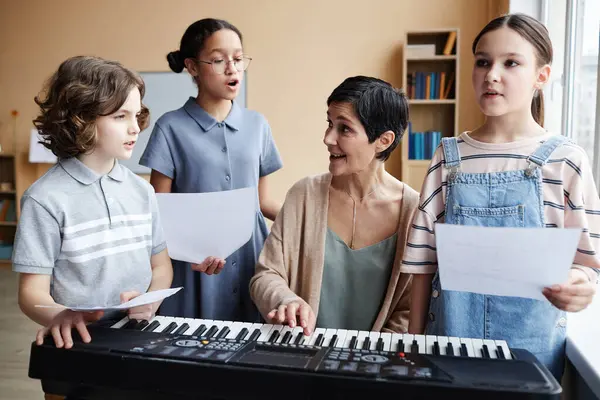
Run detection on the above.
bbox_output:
[122,71,247,174]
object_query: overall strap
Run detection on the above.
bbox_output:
[441,137,462,169]
[527,135,570,167]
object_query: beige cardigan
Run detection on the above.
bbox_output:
[249,173,420,333]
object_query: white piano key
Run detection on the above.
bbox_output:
[494,339,512,360]
[425,335,437,355]
[460,338,476,357]
[378,332,392,351]
[413,334,426,354]
[290,326,308,344]
[308,328,327,346]
[471,338,484,358]
[402,333,414,352]
[483,339,498,359]
[256,324,276,342]
[234,322,254,340]
[180,318,201,335]
[342,330,359,349]
[321,329,338,347]
[223,322,244,339]
[333,329,348,348]
[448,337,462,356]
[436,336,449,356]
[356,331,370,350]
[367,331,380,351]
[275,326,294,344]
[111,316,130,329]
[391,333,404,352]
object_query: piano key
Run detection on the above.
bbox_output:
[460,338,476,357]
[367,332,380,351]
[342,330,358,349]
[145,316,168,332]
[192,324,207,336]
[425,335,437,355]
[281,331,293,344]
[249,328,261,341]
[333,330,348,348]
[356,331,370,350]
[348,335,357,349]
[376,338,384,351]
[173,323,190,335]
[256,324,276,342]
[433,342,441,356]
[322,329,338,347]
[436,336,449,356]
[362,337,371,350]
[314,333,325,346]
[216,326,230,339]
[290,327,307,345]
[294,331,304,344]
[378,332,392,351]
[221,322,244,340]
[123,319,139,329]
[471,339,484,358]
[390,333,403,352]
[236,328,249,340]
[143,319,161,332]
[448,337,462,356]
[111,316,130,329]
[483,340,497,359]
[135,319,150,331]
[495,340,512,360]
[161,322,178,334]
[410,339,419,354]
[268,329,281,343]
[329,334,338,347]
[205,325,220,338]
[413,335,426,354]
[307,328,326,346]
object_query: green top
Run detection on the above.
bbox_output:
[316,227,397,331]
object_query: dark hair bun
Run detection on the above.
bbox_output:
[167,51,184,73]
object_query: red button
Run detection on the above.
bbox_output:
[398,352,405,357]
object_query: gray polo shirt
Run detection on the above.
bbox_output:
[12,157,167,308]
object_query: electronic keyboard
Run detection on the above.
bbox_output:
[28,315,562,399]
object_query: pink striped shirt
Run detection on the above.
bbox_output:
[400,132,600,276]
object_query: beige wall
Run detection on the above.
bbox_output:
[0,0,507,213]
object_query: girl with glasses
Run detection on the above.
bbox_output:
[140,18,283,322]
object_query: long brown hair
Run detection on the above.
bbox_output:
[472,13,552,127]
[33,56,150,159]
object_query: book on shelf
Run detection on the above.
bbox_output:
[408,128,442,160]
[408,71,455,100]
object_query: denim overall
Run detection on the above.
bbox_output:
[427,135,569,381]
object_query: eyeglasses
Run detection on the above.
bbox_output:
[197,56,252,75]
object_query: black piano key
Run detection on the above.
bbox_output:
[376,338,384,351]
[174,323,190,335]
[411,339,419,354]
[315,333,324,346]
[161,322,178,334]
[496,345,506,360]
[362,337,371,350]
[281,331,293,344]
[268,330,280,343]
[433,341,441,356]
[236,328,249,340]
[123,319,139,329]
[482,344,491,359]
[216,326,230,339]
[248,329,261,341]
[135,320,150,331]
[446,342,455,356]
[349,336,357,349]
[397,339,404,352]
[192,324,207,337]
[205,325,219,338]
[143,320,160,332]
[460,343,468,357]
[329,334,338,347]
[294,332,304,345]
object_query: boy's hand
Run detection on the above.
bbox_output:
[191,256,226,275]
[36,309,104,349]
[120,291,156,321]
[543,268,597,312]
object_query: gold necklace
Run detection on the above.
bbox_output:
[344,186,379,249]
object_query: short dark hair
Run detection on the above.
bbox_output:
[33,55,149,159]
[166,18,243,73]
[472,13,552,126]
[327,76,409,161]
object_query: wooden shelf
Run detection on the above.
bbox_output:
[399,29,459,191]
[0,221,17,227]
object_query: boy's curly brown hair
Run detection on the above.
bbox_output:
[33,56,150,159]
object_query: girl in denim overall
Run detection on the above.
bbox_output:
[401,13,599,382]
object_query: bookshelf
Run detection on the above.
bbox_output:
[399,29,459,192]
[0,154,17,263]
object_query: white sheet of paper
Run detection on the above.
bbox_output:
[156,187,256,264]
[435,224,581,301]
[35,287,183,312]
[28,129,57,163]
